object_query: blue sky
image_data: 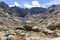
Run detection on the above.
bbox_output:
[0,0,60,8]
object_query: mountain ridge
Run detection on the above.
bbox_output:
[0,1,60,40]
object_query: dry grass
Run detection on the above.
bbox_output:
[51,37,60,40]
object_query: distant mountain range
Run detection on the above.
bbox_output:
[0,2,60,39]
[0,2,48,17]
[0,1,60,18]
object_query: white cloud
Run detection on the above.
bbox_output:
[41,5,46,8]
[50,0,60,4]
[14,2,20,7]
[24,0,60,8]
[32,0,40,7]
[24,3,32,8]
[24,0,41,9]
[9,5,15,7]
[42,0,60,7]
[9,0,60,8]
[9,2,20,7]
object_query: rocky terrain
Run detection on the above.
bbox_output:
[0,2,60,40]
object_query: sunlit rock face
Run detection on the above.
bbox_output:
[0,1,60,40]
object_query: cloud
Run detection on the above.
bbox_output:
[50,0,60,5]
[24,3,32,8]
[32,0,40,7]
[9,5,15,7]
[42,0,60,7]
[8,0,60,8]
[24,0,41,9]
[41,5,46,8]
[14,2,20,7]
[9,2,20,7]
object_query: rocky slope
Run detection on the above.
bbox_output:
[0,2,60,40]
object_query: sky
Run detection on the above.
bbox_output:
[0,0,60,8]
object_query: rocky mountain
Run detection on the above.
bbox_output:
[0,1,60,40]
[0,2,47,18]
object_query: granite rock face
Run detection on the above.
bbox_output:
[0,2,60,40]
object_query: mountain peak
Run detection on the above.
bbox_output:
[48,4,60,9]
[0,2,9,9]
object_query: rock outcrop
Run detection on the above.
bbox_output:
[0,2,60,40]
